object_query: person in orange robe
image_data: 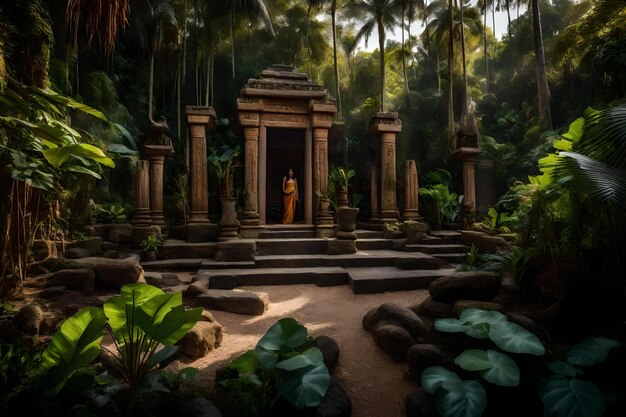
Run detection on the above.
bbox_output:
[282,168,298,224]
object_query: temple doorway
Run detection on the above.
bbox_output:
[265,128,306,224]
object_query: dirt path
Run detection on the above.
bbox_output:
[174,284,428,417]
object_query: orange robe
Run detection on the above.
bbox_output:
[282,180,296,224]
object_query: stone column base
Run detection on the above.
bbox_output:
[189,212,210,223]
[380,210,399,223]
[131,209,152,227]
[402,209,420,221]
[218,226,240,241]
[187,223,218,243]
[327,239,356,255]
[240,225,264,239]
[316,224,335,239]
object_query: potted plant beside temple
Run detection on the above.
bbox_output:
[209,145,241,240]
[329,165,355,209]
[140,234,162,261]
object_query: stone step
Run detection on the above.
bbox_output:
[355,239,394,251]
[432,253,467,263]
[264,224,316,232]
[197,267,349,287]
[256,238,328,255]
[355,230,384,239]
[347,267,457,294]
[142,258,207,271]
[163,240,216,259]
[253,250,439,269]
[199,260,256,269]
[258,230,316,239]
[405,244,469,254]
[429,230,463,243]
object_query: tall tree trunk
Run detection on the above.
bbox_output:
[424,0,432,70]
[331,0,342,119]
[149,51,155,121]
[483,2,489,92]
[205,53,210,106]
[459,0,468,118]
[492,0,496,56]
[447,0,454,136]
[401,0,410,104]
[505,0,512,39]
[436,49,441,93]
[377,15,386,112]
[230,9,236,79]
[531,0,552,130]
[210,50,215,106]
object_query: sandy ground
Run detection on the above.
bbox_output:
[173,284,429,417]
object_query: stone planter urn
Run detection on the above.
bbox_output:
[336,207,359,240]
[319,197,331,213]
[218,198,240,241]
[401,221,428,244]
[335,188,349,209]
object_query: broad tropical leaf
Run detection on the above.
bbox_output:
[435,318,490,339]
[479,350,519,387]
[422,366,462,395]
[256,318,308,370]
[275,362,330,409]
[547,361,580,377]
[459,308,508,326]
[435,380,487,417]
[567,337,621,366]
[40,307,107,395]
[276,347,324,371]
[489,321,545,355]
[542,376,606,417]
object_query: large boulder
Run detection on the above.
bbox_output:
[406,344,446,381]
[72,255,144,289]
[316,336,340,372]
[195,289,269,316]
[46,268,95,292]
[64,247,92,259]
[14,304,44,335]
[185,279,210,297]
[363,303,429,339]
[108,228,132,244]
[406,387,437,417]
[459,231,509,253]
[453,300,504,316]
[429,271,500,303]
[413,297,455,319]
[312,377,352,417]
[77,236,103,256]
[178,318,223,359]
[176,397,222,417]
[372,323,416,361]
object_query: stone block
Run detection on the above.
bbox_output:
[178,321,223,359]
[214,240,256,262]
[132,225,162,248]
[187,223,218,243]
[429,271,501,303]
[64,247,91,259]
[46,268,95,292]
[327,239,356,255]
[196,289,269,316]
[77,236,103,255]
[208,274,238,289]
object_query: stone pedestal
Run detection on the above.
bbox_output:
[452,147,480,222]
[369,112,401,222]
[329,207,359,254]
[370,161,380,222]
[131,160,151,226]
[144,145,174,227]
[218,198,240,241]
[316,199,335,238]
[186,106,216,224]
[403,160,420,220]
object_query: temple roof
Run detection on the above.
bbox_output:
[239,64,336,101]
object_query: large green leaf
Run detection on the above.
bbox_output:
[422,366,462,395]
[489,321,545,356]
[141,305,202,345]
[566,337,621,366]
[547,361,580,377]
[275,362,330,409]
[435,380,487,417]
[42,143,115,168]
[542,376,606,417]
[434,318,490,339]
[459,309,507,326]
[276,347,324,371]
[103,284,165,331]
[454,350,493,371]
[479,350,519,387]
[255,318,308,369]
[40,307,107,395]
[229,350,260,373]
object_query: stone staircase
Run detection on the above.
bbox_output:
[143,225,470,294]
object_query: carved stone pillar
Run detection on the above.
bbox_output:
[304,127,313,224]
[241,126,260,226]
[369,112,401,222]
[258,126,267,224]
[144,145,174,227]
[452,147,481,222]
[131,160,151,226]
[370,157,380,222]
[186,106,216,224]
[403,160,420,220]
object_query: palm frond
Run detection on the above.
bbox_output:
[575,104,626,170]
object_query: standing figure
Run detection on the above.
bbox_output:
[282,168,299,224]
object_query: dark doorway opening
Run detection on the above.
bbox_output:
[266,128,305,224]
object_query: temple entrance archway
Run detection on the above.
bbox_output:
[236,64,336,237]
[265,128,306,224]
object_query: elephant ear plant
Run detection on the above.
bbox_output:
[217,318,330,415]
[40,283,202,396]
[422,308,621,417]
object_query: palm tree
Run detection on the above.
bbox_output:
[530,0,552,130]
[134,0,178,122]
[344,0,400,112]
[400,0,426,103]
[477,0,489,91]
[208,0,273,79]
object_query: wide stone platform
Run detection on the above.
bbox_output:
[143,225,470,294]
